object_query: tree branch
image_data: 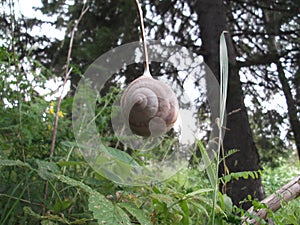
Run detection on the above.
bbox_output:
[242,175,300,225]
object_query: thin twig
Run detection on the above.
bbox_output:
[48,68,73,161]
[49,5,89,161]
[42,5,89,216]
[0,194,43,207]
[134,0,151,77]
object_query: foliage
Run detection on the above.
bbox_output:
[262,160,300,196]
[0,76,299,224]
[1,1,299,224]
[0,41,233,225]
[249,105,290,167]
[0,45,213,224]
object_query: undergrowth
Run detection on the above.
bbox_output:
[0,15,299,225]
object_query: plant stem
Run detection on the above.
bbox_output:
[0,194,43,207]
[49,6,89,161]
[41,5,89,216]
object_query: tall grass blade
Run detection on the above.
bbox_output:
[210,31,229,225]
[198,141,217,187]
[219,31,229,126]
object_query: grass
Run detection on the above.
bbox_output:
[261,159,300,225]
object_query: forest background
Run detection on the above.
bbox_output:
[0,0,299,224]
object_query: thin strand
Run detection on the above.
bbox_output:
[134,0,151,77]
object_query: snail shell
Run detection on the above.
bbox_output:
[121,76,179,137]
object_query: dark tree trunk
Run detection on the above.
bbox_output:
[194,0,265,209]
[263,10,300,160]
[277,62,300,159]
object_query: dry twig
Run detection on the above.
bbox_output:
[242,175,300,225]
[42,5,89,216]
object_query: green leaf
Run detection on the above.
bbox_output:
[114,206,132,225]
[242,173,249,179]
[36,159,60,180]
[56,172,125,225]
[223,174,231,183]
[0,46,9,62]
[118,202,152,225]
[0,149,8,160]
[250,171,260,179]
[150,193,175,208]
[252,199,267,211]
[55,174,94,194]
[56,160,86,167]
[105,146,139,166]
[0,159,31,169]
[179,200,190,225]
[173,214,183,223]
[53,199,72,213]
[219,31,229,124]
[94,145,141,184]
[222,171,260,183]
[88,192,131,225]
[197,141,217,187]
[220,194,233,213]
[220,149,239,162]
[185,188,213,197]
[41,221,57,225]
[23,206,41,219]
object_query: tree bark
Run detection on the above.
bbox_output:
[194,0,265,209]
[242,175,300,225]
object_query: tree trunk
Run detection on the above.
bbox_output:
[277,62,300,159]
[194,0,265,209]
[263,10,300,160]
[242,175,300,225]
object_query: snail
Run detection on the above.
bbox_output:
[120,0,179,137]
[121,75,179,137]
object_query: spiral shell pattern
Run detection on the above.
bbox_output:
[121,76,179,137]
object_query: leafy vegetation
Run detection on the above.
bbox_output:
[1,0,299,224]
[1,41,299,224]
